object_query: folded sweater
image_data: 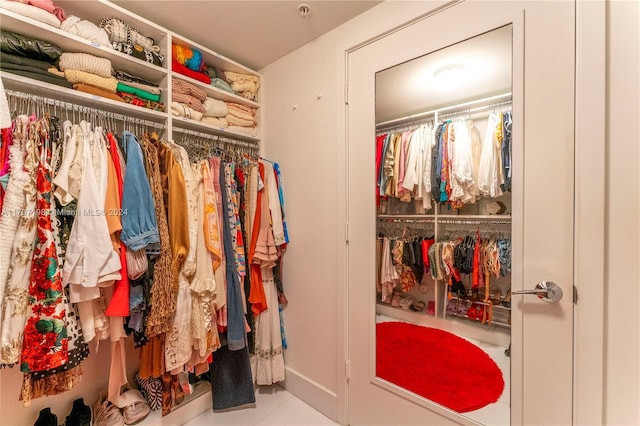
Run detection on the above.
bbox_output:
[59,52,112,78]
[73,83,123,102]
[115,79,160,95]
[116,82,161,102]
[65,69,118,92]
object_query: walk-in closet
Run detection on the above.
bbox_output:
[1,1,638,426]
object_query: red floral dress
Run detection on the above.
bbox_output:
[20,119,68,373]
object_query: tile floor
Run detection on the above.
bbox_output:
[185,316,510,426]
[184,385,338,426]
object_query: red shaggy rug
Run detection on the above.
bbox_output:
[376,321,504,413]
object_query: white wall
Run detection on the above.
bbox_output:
[259,1,449,421]
[262,0,640,424]
[605,0,640,424]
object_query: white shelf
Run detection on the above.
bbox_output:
[0,9,168,84]
[2,72,168,123]
[172,117,259,142]
[171,72,259,109]
[57,0,169,47]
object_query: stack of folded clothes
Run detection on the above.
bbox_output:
[224,102,257,136]
[116,70,164,111]
[171,44,210,84]
[57,52,124,101]
[171,77,207,119]
[0,30,71,88]
[223,71,260,102]
[0,0,66,29]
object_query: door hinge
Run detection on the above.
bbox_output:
[345,360,350,382]
[345,222,349,244]
[573,285,578,304]
[344,84,349,104]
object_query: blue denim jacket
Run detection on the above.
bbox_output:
[120,131,160,251]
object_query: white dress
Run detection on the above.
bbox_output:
[0,118,38,365]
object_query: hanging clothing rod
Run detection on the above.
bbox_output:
[376,92,512,129]
[172,126,259,149]
[438,218,512,225]
[377,215,435,222]
[4,89,165,129]
[438,99,512,120]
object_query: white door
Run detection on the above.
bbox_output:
[346,1,575,425]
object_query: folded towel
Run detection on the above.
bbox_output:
[172,78,206,102]
[116,82,161,102]
[0,65,72,88]
[0,51,53,70]
[225,102,256,127]
[172,92,205,113]
[201,116,228,128]
[73,83,124,102]
[172,44,204,72]
[172,60,210,85]
[59,52,112,78]
[116,79,160,95]
[65,69,118,92]
[210,78,234,94]
[0,1,61,28]
[170,102,203,121]
[202,97,228,118]
[60,15,110,46]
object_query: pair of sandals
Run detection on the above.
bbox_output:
[391,292,427,312]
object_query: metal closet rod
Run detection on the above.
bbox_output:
[172,127,260,150]
[376,91,512,129]
[5,89,165,129]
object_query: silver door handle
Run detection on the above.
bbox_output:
[512,281,563,303]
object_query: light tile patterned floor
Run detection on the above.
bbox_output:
[183,385,338,426]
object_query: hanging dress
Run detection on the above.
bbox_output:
[252,160,285,385]
[0,116,37,366]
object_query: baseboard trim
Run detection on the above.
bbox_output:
[280,366,338,422]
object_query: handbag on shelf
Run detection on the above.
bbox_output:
[100,17,164,66]
[111,41,164,67]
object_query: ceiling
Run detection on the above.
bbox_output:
[113,0,382,71]
[376,25,513,123]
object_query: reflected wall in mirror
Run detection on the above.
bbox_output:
[374,25,513,425]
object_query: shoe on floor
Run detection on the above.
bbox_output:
[34,407,57,426]
[66,398,92,426]
[93,393,125,426]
